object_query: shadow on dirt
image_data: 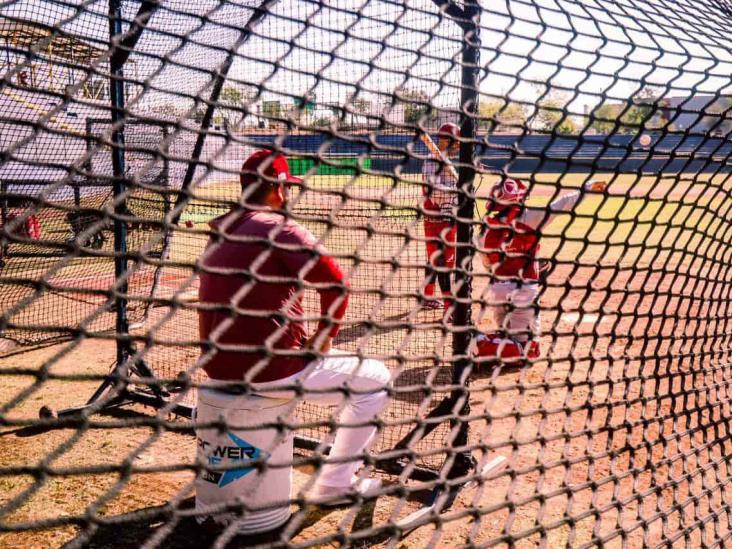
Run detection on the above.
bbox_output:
[62,495,404,548]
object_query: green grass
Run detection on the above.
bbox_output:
[302,173,421,190]
[181,175,420,223]
[180,172,732,267]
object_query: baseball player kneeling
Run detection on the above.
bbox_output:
[474,177,607,363]
[198,149,391,505]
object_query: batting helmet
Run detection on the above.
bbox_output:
[437,122,461,139]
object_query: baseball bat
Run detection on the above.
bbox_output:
[420,132,459,181]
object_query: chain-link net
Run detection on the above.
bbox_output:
[3,0,732,546]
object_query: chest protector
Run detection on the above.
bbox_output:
[482,213,540,282]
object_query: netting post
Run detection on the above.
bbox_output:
[108,0,129,369]
[161,124,170,214]
[58,0,165,415]
[105,0,160,365]
[81,117,95,208]
[388,0,483,489]
[0,180,6,226]
[449,0,481,477]
[0,179,7,268]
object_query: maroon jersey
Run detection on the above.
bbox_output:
[198,209,348,382]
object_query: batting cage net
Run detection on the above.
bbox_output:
[3,0,732,546]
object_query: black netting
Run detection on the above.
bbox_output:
[3,0,732,546]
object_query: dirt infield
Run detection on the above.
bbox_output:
[2,259,729,547]
[2,172,732,546]
[2,282,729,548]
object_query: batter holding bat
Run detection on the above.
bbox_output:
[420,122,461,317]
[474,177,608,362]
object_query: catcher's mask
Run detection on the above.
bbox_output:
[487,178,528,214]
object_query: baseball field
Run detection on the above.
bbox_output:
[1,171,729,547]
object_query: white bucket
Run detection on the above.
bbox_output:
[194,388,295,534]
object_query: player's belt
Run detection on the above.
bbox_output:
[207,383,249,395]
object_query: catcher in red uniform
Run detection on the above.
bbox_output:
[474,177,607,362]
[421,122,461,315]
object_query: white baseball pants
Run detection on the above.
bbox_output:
[484,281,540,342]
[251,350,391,489]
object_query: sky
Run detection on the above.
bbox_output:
[221,0,732,116]
[3,0,732,117]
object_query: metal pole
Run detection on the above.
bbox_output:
[108,0,128,367]
[387,3,483,521]
[0,180,7,226]
[0,179,7,269]
[106,0,160,337]
[161,124,170,215]
[449,0,480,473]
[389,0,483,481]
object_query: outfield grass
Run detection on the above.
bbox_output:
[472,172,732,266]
[300,173,422,190]
[180,172,732,268]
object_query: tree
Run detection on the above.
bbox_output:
[502,103,528,128]
[478,100,527,132]
[351,97,371,114]
[192,104,207,123]
[261,100,282,118]
[342,94,373,129]
[588,88,665,134]
[590,103,622,134]
[556,116,577,135]
[533,92,575,134]
[479,99,502,124]
[152,103,184,121]
[346,92,372,115]
[620,88,655,130]
[312,116,331,127]
[216,84,256,127]
[398,88,435,124]
[353,98,370,113]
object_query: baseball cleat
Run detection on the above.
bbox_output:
[306,477,383,507]
[420,299,445,311]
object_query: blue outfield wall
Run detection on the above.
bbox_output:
[246,133,732,174]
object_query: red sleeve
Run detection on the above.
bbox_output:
[273,219,348,337]
[305,254,349,338]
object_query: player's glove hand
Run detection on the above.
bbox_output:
[584,180,607,193]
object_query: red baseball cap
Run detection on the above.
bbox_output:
[240,149,303,189]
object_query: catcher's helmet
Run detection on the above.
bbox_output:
[488,178,528,209]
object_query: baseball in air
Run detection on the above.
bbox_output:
[639,134,652,147]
